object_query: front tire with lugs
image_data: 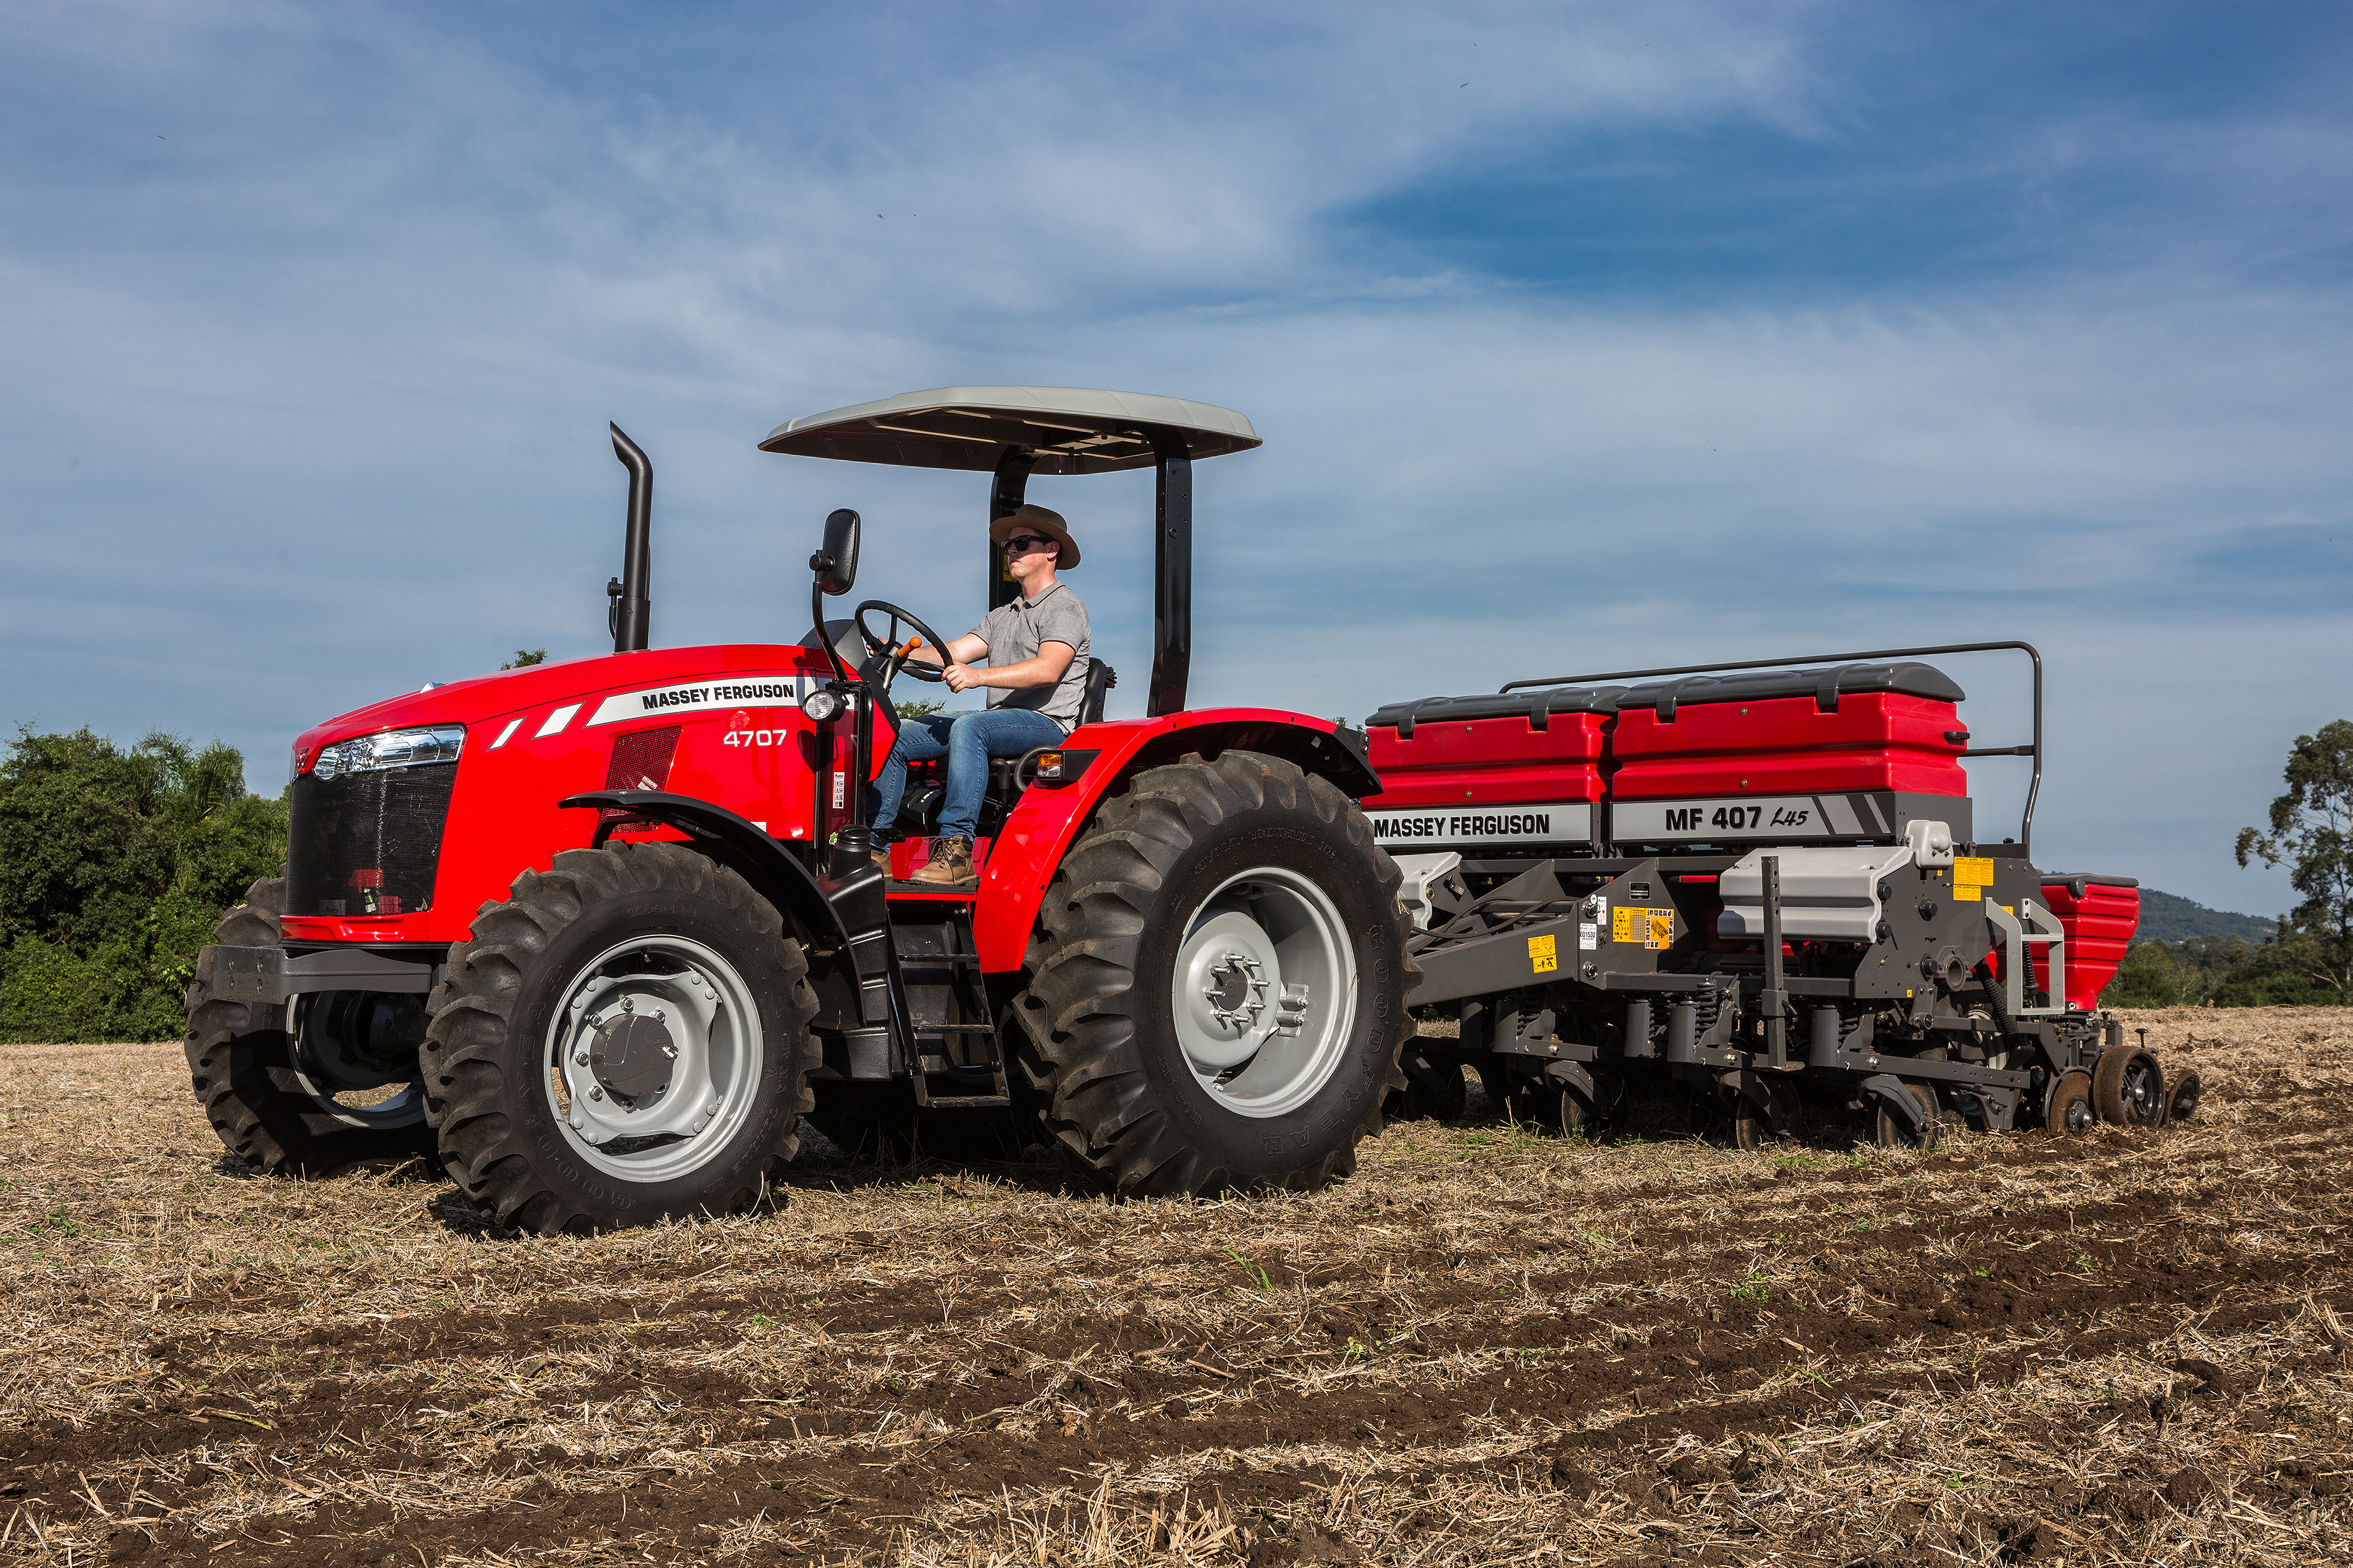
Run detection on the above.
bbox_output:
[423,843,819,1234]
[1014,750,1413,1197]
[183,876,435,1175]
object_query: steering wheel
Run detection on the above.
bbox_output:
[852,600,956,686]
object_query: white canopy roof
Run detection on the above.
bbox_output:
[760,385,1261,474]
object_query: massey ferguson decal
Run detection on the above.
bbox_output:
[585,676,810,728]
[1368,800,1591,848]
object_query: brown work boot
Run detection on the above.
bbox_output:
[909,836,977,887]
[871,845,893,877]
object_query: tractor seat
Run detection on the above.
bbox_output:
[1080,657,1115,725]
[981,660,1114,802]
[896,662,1117,836]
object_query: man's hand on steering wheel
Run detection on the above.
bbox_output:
[852,600,956,687]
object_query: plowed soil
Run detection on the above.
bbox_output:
[2,1006,2348,1566]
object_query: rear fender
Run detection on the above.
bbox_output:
[557,788,851,961]
[971,709,1376,971]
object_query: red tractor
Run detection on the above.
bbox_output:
[185,388,1412,1232]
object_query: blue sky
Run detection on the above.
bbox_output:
[3,2,2347,913]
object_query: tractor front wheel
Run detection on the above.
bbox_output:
[423,843,819,1234]
[184,876,436,1175]
[1013,750,1413,1197]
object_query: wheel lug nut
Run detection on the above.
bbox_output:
[588,1086,604,1101]
[573,1051,588,1065]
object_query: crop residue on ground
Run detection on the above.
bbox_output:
[2,1006,2349,1564]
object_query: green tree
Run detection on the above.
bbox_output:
[501,648,548,669]
[0,727,287,1042]
[2235,719,2353,1003]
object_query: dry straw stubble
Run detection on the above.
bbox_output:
[0,1006,2348,1564]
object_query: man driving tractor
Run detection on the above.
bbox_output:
[871,503,1092,886]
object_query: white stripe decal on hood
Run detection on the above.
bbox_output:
[586,676,810,727]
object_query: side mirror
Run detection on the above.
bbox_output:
[810,508,861,597]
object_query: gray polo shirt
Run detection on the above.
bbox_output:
[968,581,1091,731]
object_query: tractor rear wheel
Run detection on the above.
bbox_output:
[423,843,819,1234]
[1012,750,1413,1197]
[183,876,436,1175]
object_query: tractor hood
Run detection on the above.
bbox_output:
[291,645,831,772]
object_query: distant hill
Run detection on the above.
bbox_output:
[2134,889,2277,944]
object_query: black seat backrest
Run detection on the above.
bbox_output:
[1081,659,1116,726]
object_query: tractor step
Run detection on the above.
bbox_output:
[891,903,1010,1109]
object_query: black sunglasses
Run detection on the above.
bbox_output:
[1002,534,1055,553]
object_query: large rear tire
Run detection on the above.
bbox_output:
[183,876,436,1175]
[423,843,819,1234]
[1012,750,1413,1197]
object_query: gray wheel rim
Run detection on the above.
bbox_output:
[542,934,764,1183]
[287,995,427,1130]
[1168,866,1358,1120]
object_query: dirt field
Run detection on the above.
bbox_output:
[2,1009,2348,1566]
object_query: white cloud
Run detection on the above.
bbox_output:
[2,1,2345,916]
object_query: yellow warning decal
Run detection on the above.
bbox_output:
[1953,855,1994,901]
[1612,907,1674,949]
[1528,934,1558,973]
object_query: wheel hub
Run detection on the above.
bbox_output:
[544,935,762,1182]
[1168,867,1358,1118]
[589,1009,677,1106]
[1204,953,1267,1029]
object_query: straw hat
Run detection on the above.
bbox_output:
[988,503,1080,570]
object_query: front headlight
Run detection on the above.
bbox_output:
[801,688,843,723]
[311,725,466,782]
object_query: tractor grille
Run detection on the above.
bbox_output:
[286,762,459,917]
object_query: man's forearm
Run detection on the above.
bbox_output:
[969,653,1069,689]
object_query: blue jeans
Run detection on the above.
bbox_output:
[871,708,1066,841]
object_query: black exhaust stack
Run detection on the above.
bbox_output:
[607,422,653,653]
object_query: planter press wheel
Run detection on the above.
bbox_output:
[1508,1065,1618,1137]
[1871,1081,1941,1151]
[2166,1069,2202,1124]
[2092,1047,2167,1130]
[1730,1087,1781,1152]
[1386,1037,1467,1123]
[2044,1068,2095,1135]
